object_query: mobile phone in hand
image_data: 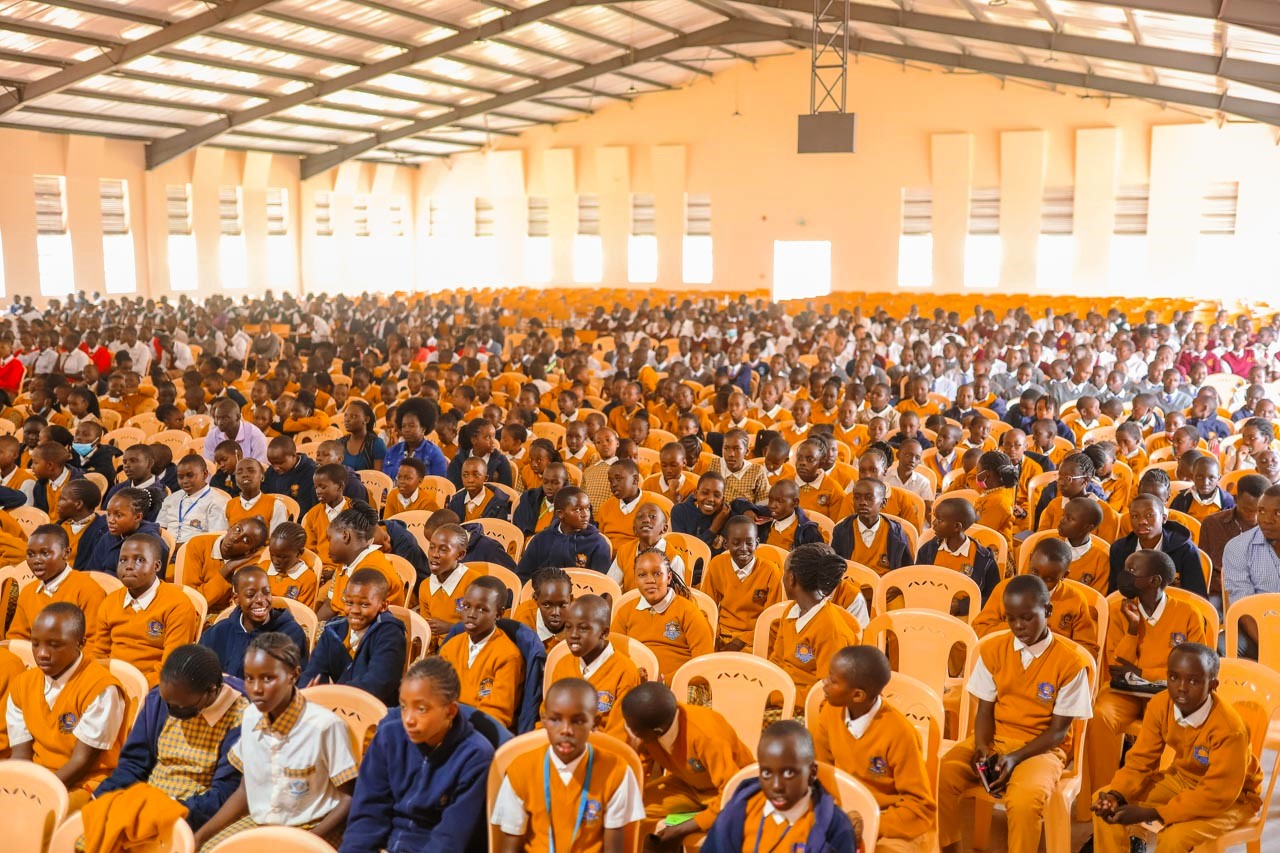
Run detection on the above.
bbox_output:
[975,756,1002,796]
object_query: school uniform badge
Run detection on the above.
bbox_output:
[454,597,466,613]
[878,554,889,568]
[1170,632,1187,647]
[596,690,615,713]
[1058,613,1075,630]
[290,485,299,496]
[1036,682,1056,702]
[146,619,164,639]
[477,677,493,698]
[1080,573,1095,586]
[575,553,589,568]
[868,756,888,775]
[688,758,706,773]
[286,585,300,598]
[584,799,603,822]
[961,562,973,577]
[1193,746,1210,766]
[663,620,682,640]
[794,642,815,664]
[57,713,78,733]
[752,589,768,604]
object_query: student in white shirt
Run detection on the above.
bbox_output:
[155,454,230,546]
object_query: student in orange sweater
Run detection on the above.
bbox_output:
[491,677,645,851]
[8,602,125,809]
[88,533,201,688]
[178,517,270,613]
[302,463,350,577]
[974,537,1099,659]
[513,566,572,651]
[1056,496,1111,592]
[545,596,640,735]
[855,444,926,534]
[1090,643,1263,852]
[1169,455,1236,522]
[317,501,406,621]
[225,458,288,532]
[562,421,600,472]
[31,440,77,522]
[830,478,914,574]
[620,681,754,850]
[596,459,645,553]
[794,438,847,521]
[917,496,1000,614]
[814,646,937,852]
[259,524,314,609]
[769,543,863,696]
[973,450,1021,544]
[643,443,697,505]
[57,480,107,571]
[937,575,1094,853]
[607,502,690,590]
[439,576,525,730]
[9,524,106,641]
[611,549,714,684]
[417,522,483,643]
[382,457,436,517]
[700,515,783,652]
[1084,549,1208,806]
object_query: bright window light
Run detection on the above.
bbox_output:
[525,237,552,284]
[964,235,1001,288]
[267,234,295,290]
[897,234,932,288]
[37,234,75,297]
[628,235,657,283]
[311,237,339,292]
[573,235,603,284]
[102,235,137,294]
[0,229,7,296]
[1109,234,1149,291]
[220,235,248,289]
[772,240,831,301]
[1037,235,1074,291]
[167,235,198,291]
[682,235,713,284]
[470,236,499,286]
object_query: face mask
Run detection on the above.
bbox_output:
[1116,576,1140,601]
[166,704,201,721]
[71,443,95,457]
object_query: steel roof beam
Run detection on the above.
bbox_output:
[1069,0,1280,38]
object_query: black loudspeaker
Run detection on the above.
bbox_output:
[797,112,856,154]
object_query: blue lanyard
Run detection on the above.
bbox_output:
[177,488,210,525]
[544,744,593,853]
[752,809,800,853]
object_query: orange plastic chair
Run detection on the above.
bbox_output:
[1026,470,1059,523]
[104,426,146,448]
[1226,593,1280,671]
[750,600,792,660]
[415,474,454,511]
[543,637,661,696]
[844,560,880,606]
[359,469,395,509]
[389,605,431,667]
[873,565,983,623]
[882,513,920,555]
[0,760,68,853]
[151,429,195,457]
[207,825,336,852]
[180,586,208,628]
[665,532,711,584]
[9,506,48,538]
[172,532,222,589]
[471,561,523,612]
[806,510,834,544]
[108,658,150,729]
[51,811,195,853]
[386,555,418,600]
[864,609,979,740]
[476,518,525,561]
[390,510,431,553]
[1016,532,1109,574]
[670,652,795,755]
[529,422,566,447]
[88,572,124,595]
[1167,509,1201,544]
[721,763,880,851]
[302,685,387,763]
[756,544,789,567]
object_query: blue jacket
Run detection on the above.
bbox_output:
[199,606,311,679]
[671,495,726,556]
[446,485,512,523]
[512,487,550,537]
[462,523,517,571]
[1170,487,1235,517]
[458,702,513,749]
[731,499,822,552]
[105,479,168,522]
[445,618,546,734]
[1032,481,1107,530]
[1186,415,1233,442]
[384,519,431,588]
[301,611,406,706]
[264,453,318,516]
[1108,519,1206,598]
[383,440,448,481]
[446,451,513,490]
[340,709,495,853]
[0,486,23,510]
[343,466,369,504]
[516,520,612,581]
[73,445,122,483]
[83,520,169,575]
[94,677,247,830]
[32,467,83,516]
[703,779,856,853]
[70,513,109,572]
[830,514,914,570]
[916,536,1000,610]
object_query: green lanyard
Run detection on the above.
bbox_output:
[544,745,594,853]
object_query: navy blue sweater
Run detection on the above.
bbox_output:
[671,495,726,556]
[916,535,1001,611]
[462,523,518,571]
[445,485,512,523]
[301,610,406,706]
[512,487,550,537]
[704,779,856,853]
[105,478,168,522]
[83,520,169,575]
[264,453,318,516]
[70,513,109,572]
[199,606,311,678]
[515,521,612,581]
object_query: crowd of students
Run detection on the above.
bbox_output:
[0,290,1276,852]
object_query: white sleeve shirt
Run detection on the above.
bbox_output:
[5,658,126,750]
[967,635,1093,718]
[491,759,643,836]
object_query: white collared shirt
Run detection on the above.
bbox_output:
[328,544,380,601]
[238,492,288,532]
[467,628,494,667]
[428,564,470,598]
[5,655,126,750]
[38,566,73,596]
[763,792,813,827]
[733,557,756,581]
[636,588,676,615]
[580,641,615,679]
[772,513,796,535]
[1138,594,1169,626]
[127,577,162,612]
[857,517,882,548]
[616,493,642,515]
[325,499,348,522]
[491,748,644,835]
[1174,696,1214,728]
[533,607,555,642]
[786,598,829,633]
[1190,489,1222,508]
[1068,538,1092,562]
[967,632,1094,718]
[938,537,972,559]
[464,489,486,513]
[156,484,230,545]
[845,696,883,739]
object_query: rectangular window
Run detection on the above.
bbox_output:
[898,187,932,288]
[219,186,247,289]
[354,195,371,237]
[1038,186,1074,291]
[35,175,74,297]
[964,187,1000,288]
[266,187,293,289]
[772,240,831,301]
[526,197,551,284]
[1198,181,1240,285]
[475,198,495,238]
[683,193,712,284]
[100,178,135,294]
[166,183,196,291]
[574,195,602,283]
[315,191,333,237]
[1111,184,1149,289]
[267,187,288,236]
[629,193,657,284]
[389,198,406,238]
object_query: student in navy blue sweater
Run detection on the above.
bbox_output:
[200,566,311,678]
[301,567,407,706]
[84,487,168,574]
[58,478,109,571]
[94,644,248,831]
[445,419,513,490]
[264,436,319,516]
[340,658,495,853]
[515,487,612,581]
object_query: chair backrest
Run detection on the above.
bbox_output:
[1168,510,1202,544]
[1217,657,1280,757]
[530,422,566,446]
[665,532,711,584]
[543,638,661,696]
[389,604,431,666]
[51,812,195,853]
[476,518,525,561]
[0,759,69,853]
[184,414,212,438]
[807,510,834,544]
[105,426,146,447]
[108,658,150,728]
[88,572,124,595]
[82,472,108,500]
[274,494,300,523]
[1167,586,1220,642]
[471,561,523,612]
[844,560,880,604]
[389,510,431,553]
[5,638,34,667]
[487,731,645,853]
[750,600,792,661]
[873,565,983,623]
[385,554,417,597]
[301,685,387,762]
[1226,593,1280,670]
[1026,470,1059,519]
[358,469,395,510]
[206,824,337,852]
[721,763,880,852]
[180,585,208,628]
[671,652,795,756]
[756,544,789,567]
[9,505,49,538]
[1062,579,1108,661]
[418,475,454,511]
[152,430,194,457]
[521,568,622,607]
[172,533,222,589]
[864,609,979,739]
[882,513,919,555]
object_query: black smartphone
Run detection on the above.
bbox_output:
[975,756,1001,795]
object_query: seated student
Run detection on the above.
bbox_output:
[314,440,369,504]
[341,658,497,853]
[107,444,168,520]
[317,502,406,622]
[1186,391,1234,446]
[621,681,754,850]
[499,424,529,482]
[263,436,319,516]
[779,399,815,448]
[611,549,713,683]
[1029,418,1068,468]
[512,461,568,538]
[700,516,783,652]
[445,418,513,489]
[770,543,863,695]
[831,478,914,573]
[0,434,35,501]
[303,462,351,577]
[546,594,641,737]
[70,419,120,483]
[916,496,999,610]
[1040,497,1107,594]
[888,410,934,452]
[562,421,600,472]
[761,435,797,486]
[1108,494,1207,597]
[224,457,288,532]
[422,508,517,572]
[712,429,770,506]
[969,449,1022,543]
[1087,442,1132,516]
[193,633,356,849]
[57,479,108,571]
[30,441,80,522]
[1170,455,1236,522]
[7,602,126,809]
[514,566,572,652]
[491,677,644,849]
[9,524,106,641]
[210,439,242,498]
[974,538,1100,658]
[1086,549,1209,801]
[1036,452,1120,542]
[936,574,1093,853]
[595,459,646,553]
[607,502,690,590]
[303,568,406,707]
[201,566,310,679]
[644,443,697,505]
[741,480,823,552]
[793,437,847,521]
[179,516,271,611]
[439,577,524,729]
[383,457,434,518]
[885,438,934,516]
[671,472,731,557]
[814,646,937,852]
[445,456,513,522]
[855,444,926,533]
[157,454,231,548]
[93,644,247,831]
[84,488,168,575]
[264,522,318,608]
[515,487,612,580]
[703,720,858,853]
[417,522,483,643]
[1202,472,1267,608]
[1089,643,1263,853]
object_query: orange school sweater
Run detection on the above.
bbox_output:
[326,548,406,616]
[383,488,437,518]
[974,578,1099,660]
[513,599,563,652]
[547,637,641,738]
[638,705,754,831]
[0,647,26,755]
[611,538,693,591]
[416,564,484,626]
[265,562,318,609]
[8,570,107,641]
[10,658,123,791]
[610,594,714,684]
[769,601,862,695]
[88,582,201,688]
[978,632,1091,755]
[303,499,349,574]
[700,552,784,650]
[1039,495,1121,543]
[797,475,846,522]
[225,492,285,529]
[642,472,697,504]
[741,789,817,850]
[503,743,636,853]
[975,487,1016,543]
[180,536,260,612]
[1103,593,1207,681]
[884,486,923,533]
[851,519,895,575]
[1063,537,1111,593]
[596,496,642,553]
[812,699,937,839]
[439,628,525,729]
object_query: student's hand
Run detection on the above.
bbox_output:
[1012,506,1026,519]
[1109,658,1141,679]
[425,617,454,637]
[306,673,324,688]
[1108,804,1161,826]
[714,504,731,524]
[845,809,865,844]
[651,820,699,844]
[741,509,759,523]
[1119,598,1143,631]
[987,752,1021,793]
[1091,791,1123,819]
[721,638,746,652]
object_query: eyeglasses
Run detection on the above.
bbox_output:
[1058,474,1088,481]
